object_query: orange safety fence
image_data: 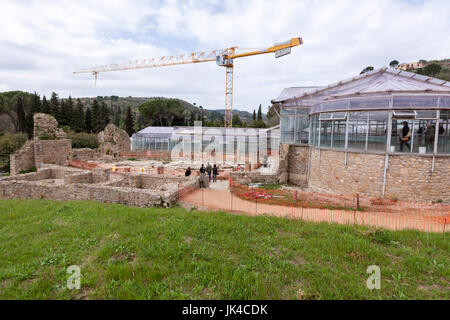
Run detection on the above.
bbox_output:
[178,177,450,233]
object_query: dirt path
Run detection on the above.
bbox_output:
[180,188,447,233]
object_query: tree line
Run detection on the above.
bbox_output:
[0,91,136,138]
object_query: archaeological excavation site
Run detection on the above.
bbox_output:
[2,113,199,207]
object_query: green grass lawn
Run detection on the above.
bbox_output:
[0,199,448,300]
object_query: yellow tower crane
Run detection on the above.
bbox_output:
[74,37,303,127]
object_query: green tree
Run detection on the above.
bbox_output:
[423,63,442,76]
[66,96,74,128]
[74,99,85,132]
[113,107,121,127]
[267,104,280,120]
[16,96,26,133]
[41,96,50,114]
[257,104,262,121]
[49,92,60,121]
[124,107,134,136]
[252,109,256,122]
[360,66,374,74]
[91,99,101,133]
[25,92,41,138]
[232,113,243,127]
[389,60,399,68]
[85,107,93,133]
[100,101,110,130]
[139,98,184,126]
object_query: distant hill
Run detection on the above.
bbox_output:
[404,58,450,81]
[79,96,265,125]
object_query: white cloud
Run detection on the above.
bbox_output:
[0,0,449,112]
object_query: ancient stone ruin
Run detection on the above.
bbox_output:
[33,113,67,139]
[0,164,198,207]
[9,113,71,175]
[98,124,131,157]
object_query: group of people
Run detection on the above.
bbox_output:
[399,121,445,152]
[184,163,219,183]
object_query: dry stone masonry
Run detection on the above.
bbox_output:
[98,124,131,157]
[0,165,198,207]
[10,113,71,175]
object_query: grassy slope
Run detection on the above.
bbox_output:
[0,199,448,300]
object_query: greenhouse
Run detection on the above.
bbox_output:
[131,125,280,159]
[275,68,450,155]
[273,67,450,202]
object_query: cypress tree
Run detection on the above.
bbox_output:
[113,107,121,127]
[100,101,110,130]
[25,92,41,138]
[75,99,85,132]
[66,96,74,129]
[16,96,26,133]
[124,107,134,136]
[91,99,101,132]
[59,99,68,126]
[49,92,60,122]
[41,96,50,114]
[85,107,93,133]
[257,104,262,121]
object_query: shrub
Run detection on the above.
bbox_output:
[68,132,99,149]
[39,134,57,140]
[19,167,37,174]
[0,133,27,171]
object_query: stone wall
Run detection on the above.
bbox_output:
[229,171,280,185]
[98,124,131,157]
[33,113,67,139]
[71,148,96,160]
[308,147,450,203]
[278,143,289,183]
[9,141,35,175]
[33,139,72,168]
[0,165,198,207]
[287,145,309,187]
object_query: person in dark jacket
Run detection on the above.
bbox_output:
[199,164,205,174]
[185,167,191,177]
[399,121,411,152]
[212,164,218,183]
[206,163,212,182]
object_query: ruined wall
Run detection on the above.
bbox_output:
[9,141,35,175]
[33,139,72,168]
[99,124,130,157]
[278,143,289,183]
[0,165,197,207]
[308,147,450,203]
[229,171,280,185]
[72,148,96,160]
[33,113,67,139]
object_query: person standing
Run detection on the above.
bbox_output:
[199,164,206,188]
[206,163,212,182]
[212,164,218,183]
[399,121,411,152]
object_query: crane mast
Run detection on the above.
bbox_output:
[74,37,303,127]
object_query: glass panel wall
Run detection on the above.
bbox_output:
[367,111,388,152]
[320,120,332,147]
[438,110,450,154]
[348,112,367,150]
[332,120,346,149]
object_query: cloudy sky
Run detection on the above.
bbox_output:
[0,0,449,112]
